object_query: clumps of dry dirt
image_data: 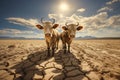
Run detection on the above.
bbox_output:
[8,45,16,48]
[0,40,120,80]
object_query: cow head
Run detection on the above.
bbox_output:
[36,18,59,38]
[62,22,83,38]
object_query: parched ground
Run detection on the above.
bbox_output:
[0,40,120,80]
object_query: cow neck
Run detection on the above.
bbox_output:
[65,31,70,38]
[51,29,55,38]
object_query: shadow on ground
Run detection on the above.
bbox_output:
[11,50,50,80]
[53,50,88,80]
[10,49,89,80]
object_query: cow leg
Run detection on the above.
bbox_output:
[46,41,50,57]
[61,36,66,54]
[56,37,59,50]
[63,43,67,54]
[56,42,58,50]
[68,44,70,53]
[52,45,55,56]
[47,47,50,57]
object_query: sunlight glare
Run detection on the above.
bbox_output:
[59,14,63,18]
[59,2,69,11]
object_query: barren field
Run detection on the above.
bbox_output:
[0,40,120,80]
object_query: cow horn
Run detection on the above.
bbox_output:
[41,17,44,24]
[51,18,55,24]
[65,22,69,26]
[76,22,79,26]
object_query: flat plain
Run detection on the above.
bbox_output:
[0,39,120,80]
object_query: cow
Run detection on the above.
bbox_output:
[60,22,83,53]
[36,18,59,57]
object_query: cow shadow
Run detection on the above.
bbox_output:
[52,50,87,80]
[10,49,89,80]
[11,49,52,80]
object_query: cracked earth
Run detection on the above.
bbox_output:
[0,40,120,80]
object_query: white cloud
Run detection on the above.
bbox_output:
[106,0,120,5]
[69,12,120,29]
[0,28,34,34]
[48,13,64,21]
[0,28,44,38]
[98,0,120,13]
[0,29,21,34]
[77,8,86,12]
[6,17,39,28]
[5,11,120,38]
[97,7,113,12]
[48,13,67,26]
[108,15,120,27]
[48,11,120,37]
[69,12,120,37]
[48,14,59,20]
[61,12,109,29]
[92,28,120,37]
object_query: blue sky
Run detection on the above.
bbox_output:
[0,0,120,38]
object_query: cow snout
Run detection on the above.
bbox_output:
[70,35,75,38]
[45,33,51,37]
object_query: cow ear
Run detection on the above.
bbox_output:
[36,24,43,29]
[53,24,59,29]
[76,26,83,31]
[62,26,68,30]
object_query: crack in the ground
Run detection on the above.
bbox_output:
[1,41,120,80]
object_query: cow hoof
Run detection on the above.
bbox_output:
[52,53,54,57]
[47,55,50,57]
[68,51,70,53]
[56,47,58,50]
[47,53,50,57]
[64,50,66,54]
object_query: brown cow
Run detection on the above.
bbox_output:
[60,22,83,53]
[36,18,59,56]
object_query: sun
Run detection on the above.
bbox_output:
[59,2,69,11]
